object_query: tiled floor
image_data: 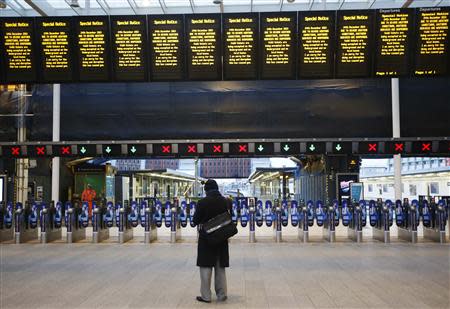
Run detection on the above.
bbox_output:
[1,235,449,309]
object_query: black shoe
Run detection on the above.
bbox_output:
[196,296,211,303]
[217,296,228,302]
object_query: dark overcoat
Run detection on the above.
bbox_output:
[193,190,232,268]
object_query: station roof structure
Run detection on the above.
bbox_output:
[248,167,298,183]
[119,168,204,182]
[0,0,447,17]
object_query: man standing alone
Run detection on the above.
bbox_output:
[193,179,231,303]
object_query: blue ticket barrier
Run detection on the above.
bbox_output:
[274,200,282,242]
[347,200,363,243]
[323,200,338,242]
[423,199,447,243]
[141,200,157,244]
[240,200,249,228]
[421,200,431,228]
[369,200,378,227]
[290,200,299,227]
[180,201,188,228]
[0,201,14,242]
[128,201,140,228]
[281,200,289,227]
[66,202,86,243]
[188,201,196,227]
[341,199,352,227]
[298,200,309,243]
[104,202,115,228]
[154,201,163,228]
[14,202,38,244]
[164,201,172,228]
[41,202,62,243]
[118,201,133,244]
[264,200,273,227]
[248,198,256,243]
[307,200,314,227]
[231,200,239,225]
[373,199,391,243]
[79,202,89,228]
[315,200,326,227]
[115,202,121,228]
[398,199,418,243]
[395,199,404,227]
[255,200,264,227]
[361,200,367,227]
[92,201,109,243]
[170,200,181,243]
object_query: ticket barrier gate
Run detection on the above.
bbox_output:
[248,198,256,243]
[141,200,157,243]
[65,202,86,243]
[41,202,62,243]
[398,199,419,243]
[298,200,311,243]
[14,202,39,243]
[347,200,363,243]
[273,200,282,242]
[118,202,133,244]
[372,199,393,243]
[0,201,14,242]
[92,202,109,243]
[323,200,339,242]
[423,200,447,243]
[168,200,181,243]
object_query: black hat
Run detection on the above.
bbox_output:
[204,179,218,192]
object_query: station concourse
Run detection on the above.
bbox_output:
[0,0,450,308]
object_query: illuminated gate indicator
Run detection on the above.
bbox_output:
[11,147,20,156]
[238,144,247,153]
[162,145,171,153]
[394,143,404,152]
[422,143,431,152]
[36,147,45,155]
[368,143,377,152]
[187,145,197,153]
[213,145,222,153]
[61,146,71,155]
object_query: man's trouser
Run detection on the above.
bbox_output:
[199,257,227,301]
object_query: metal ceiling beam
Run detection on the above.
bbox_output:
[126,0,138,14]
[64,0,81,15]
[280,0,284,11]
[158,0,166,13]
[96,0,109,14]
[250,0,253,13]
[402,0,414,8]
[338,0,346,10]
[24,0,56,16]
[308,0,314,10]
[7,1,24,16]
[368,0,377,9]
[435,0,444,6]
[188,0,195,13]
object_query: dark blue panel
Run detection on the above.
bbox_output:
[29,79,393,141]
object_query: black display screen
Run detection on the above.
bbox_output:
[36,17,74,82]
[0,17,37,83]
[336,10,374,78]
[223,13,258,80]
[260,12,297,79]
[375,9,413,77]
[298,11,335,79]
[414,7,449,76]
[74,16,111,82]
[111,15,147,82]
[148,15,185,81]
[185,14,221,81]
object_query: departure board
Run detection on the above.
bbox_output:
[223,13,258,80]
[298,11,335,78]
[375,9,413,77]
[75,16,111,82]
[336,10,374,78]
[185,14,221,81]
[260,12,297,79]
[148,15,184,81]
[36,17,73,82]
[0,18,36,83]
[111,15,147,81]
[414,7,449,76]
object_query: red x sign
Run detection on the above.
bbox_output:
[11,147,20,156]
[61,146,71,155]
[213,145,222,153]
[422,143,431,151]
[162,145,171,153]
[187,145,197,153]
[368,143,377,152]
[238,144,247,153]
[394,143,404,152]
[36,147,45,155]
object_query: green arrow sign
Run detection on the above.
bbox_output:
[80,147,87,154]
[283,144,290,152]
[130,146,137,154]
[257,145,264,152]
[105,146,112,154]
[309,144,316,152]
[335,144,342,151]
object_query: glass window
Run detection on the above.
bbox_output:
[409,184,417,196]
[368,184,373,192]
[430,182,439,194]
[383,184,388,193]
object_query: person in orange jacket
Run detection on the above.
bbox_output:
[81,184,96,217]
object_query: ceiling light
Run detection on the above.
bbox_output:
[213,0,222,4]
